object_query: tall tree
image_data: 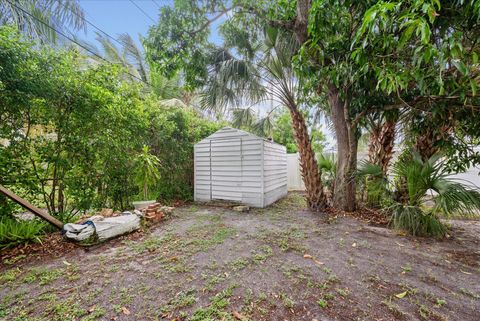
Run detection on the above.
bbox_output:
[355,0,480,169]
[145,1,330,210]
[271,0,376,211]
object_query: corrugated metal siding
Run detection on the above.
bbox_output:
[262,140,287,206]
[194,127,286,207]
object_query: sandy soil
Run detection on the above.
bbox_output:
[1,193,479,321]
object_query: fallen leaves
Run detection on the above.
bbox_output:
[395,291,408,299]
[303,253,324,265]
[121,307,130,315]
[232,311,247,320]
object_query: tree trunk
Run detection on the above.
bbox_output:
[328,85,357,212]
[287,105,328,211]
[368,117,397,175]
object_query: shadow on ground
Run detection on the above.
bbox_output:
[1,193,479,320]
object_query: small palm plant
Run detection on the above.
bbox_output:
[318,153,337,194]
[358,151,480,236]
[134,146,161,200]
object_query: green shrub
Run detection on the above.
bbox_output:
[360,151,480,237]
[0,218,46,249]
[390,205,446,237]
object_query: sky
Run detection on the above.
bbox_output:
[77,0,167,48]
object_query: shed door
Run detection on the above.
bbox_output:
[210,138,242,201]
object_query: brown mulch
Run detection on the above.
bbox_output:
[326,206,389,226]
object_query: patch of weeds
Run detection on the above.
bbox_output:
[159,257,192,273]
[418,305,431,320]
[401,264,412,273]
[382,299,407,320]
[0,268,21,283]
[317,299,328,308]
[335,287,349,298]
[186,224,236,253]
[108,264,119,273]
[190,284,237,321]
[262,227,306,252]
[38,293,57,301]
[160,288,197,314]
[252,245,273,264]
[272,193,307,211]
[2,255,26,265]
[22,267,63,285]
[459,288,480,299]
[119,287,134,305]
[203,274,226,292]
[435,298,446,307]
[282,265,310,284]
[228,257,250,271]
[82,306,106,321]
[39,269,63,285]
[45,297,86,321]
[327,274,339,284]
[279,293,295,309]
[133,236,165,253]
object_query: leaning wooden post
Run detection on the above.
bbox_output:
[0,185,64,230]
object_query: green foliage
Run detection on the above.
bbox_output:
[354,0,480,169]
[318,153,337,192]
[390,204,446,237]
[134,146,161,200]
[0,218,46,249]
[0,26,219,220]
[0,0,86,42]
[357,161,391,207]
[362,150,480,236]
[272,109,326,154]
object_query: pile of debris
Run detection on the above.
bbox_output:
[137,203,175,222]
[63,203,175,244]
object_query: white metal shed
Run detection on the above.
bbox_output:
[194,127,287,207]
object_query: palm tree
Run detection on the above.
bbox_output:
[358,151,480,236]
[0,0,85,42]
[200,27,328,211]
[81,32,185,102]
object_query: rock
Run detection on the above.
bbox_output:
[233,205,249,212]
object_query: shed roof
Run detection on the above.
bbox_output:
[196,127,284,147]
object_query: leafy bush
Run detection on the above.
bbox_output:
[357,161,391,208]
[0,218,46,249]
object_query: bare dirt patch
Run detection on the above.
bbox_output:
[1,193,479,320]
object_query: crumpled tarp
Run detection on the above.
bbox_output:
[63,212,140,242]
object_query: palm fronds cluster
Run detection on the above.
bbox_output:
[357,151,480,236]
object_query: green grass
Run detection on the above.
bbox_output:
[190,284,237,321]
[160,289,197,313]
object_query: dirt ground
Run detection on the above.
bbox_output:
[1,193,479,321]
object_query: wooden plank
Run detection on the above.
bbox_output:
[0,185,64,229]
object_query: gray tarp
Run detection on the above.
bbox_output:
[63,213,140,242]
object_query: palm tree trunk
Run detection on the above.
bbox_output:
[368,117,397,175]
[329,85,357,212]
[287,105,328,211]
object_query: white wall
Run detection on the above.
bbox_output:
[263,140,288,206]
[287,153,305,191]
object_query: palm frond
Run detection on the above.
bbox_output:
[231,107,256,129]
[119,33,149,83]
[0,0,86,42]
[252,115,274,137]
